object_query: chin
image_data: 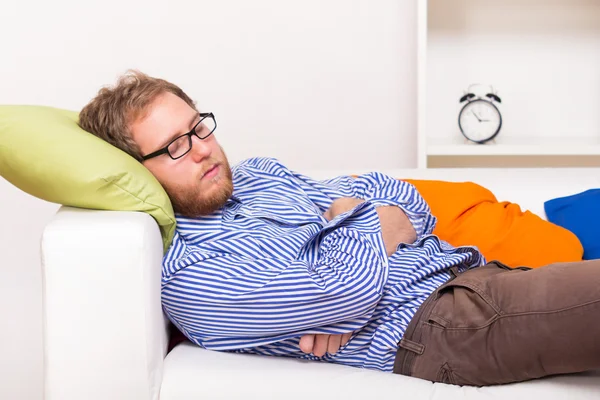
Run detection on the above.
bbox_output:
[173,179,233,218]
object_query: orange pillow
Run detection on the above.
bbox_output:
[402,179,583,268]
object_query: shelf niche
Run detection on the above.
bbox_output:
[418,0,600,168]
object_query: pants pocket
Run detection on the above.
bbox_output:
[488,259,533,272]
[429,279,499,329]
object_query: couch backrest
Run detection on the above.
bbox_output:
[301,168,600,221]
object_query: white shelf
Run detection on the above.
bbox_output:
[417,0,600,168]
[427,136,600,157]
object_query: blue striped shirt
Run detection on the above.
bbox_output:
[161,157,484,372]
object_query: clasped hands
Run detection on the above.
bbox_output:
[299,197,417,357]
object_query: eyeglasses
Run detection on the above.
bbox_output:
[142,112,217,161]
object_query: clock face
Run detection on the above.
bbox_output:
[458,99,502,143]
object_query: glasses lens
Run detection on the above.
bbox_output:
[168,135,191,159]
[195,116,216,139]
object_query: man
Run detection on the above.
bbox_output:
[79,70,600,386]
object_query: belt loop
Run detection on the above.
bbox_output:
[449,266,460,279]
[399,338,425,355]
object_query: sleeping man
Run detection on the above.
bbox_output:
[78,70,600,386]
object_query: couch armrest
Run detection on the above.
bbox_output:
[41,206,169,400]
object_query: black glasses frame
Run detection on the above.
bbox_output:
[142,112,217,161]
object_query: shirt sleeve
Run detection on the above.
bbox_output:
[161,203,389,351]
[342,172,437,240]
[284,164,437,241]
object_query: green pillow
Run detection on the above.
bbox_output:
[0,105,175,253]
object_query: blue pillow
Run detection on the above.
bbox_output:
[544,189,600,260]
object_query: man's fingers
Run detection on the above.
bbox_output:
[301,332,354,356]
[340,332,353,347]
[327,334,342,355]
[313,334,329,357]
[299,334,315,354]
[325,197,365,222]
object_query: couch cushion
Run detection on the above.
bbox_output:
[161,343,600,400]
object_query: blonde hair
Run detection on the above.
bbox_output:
[78,70,197,161]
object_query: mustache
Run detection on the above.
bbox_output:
[198,158,222,179]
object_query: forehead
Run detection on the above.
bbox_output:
[131,92,196,153]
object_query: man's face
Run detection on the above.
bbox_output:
[131,92,233,217]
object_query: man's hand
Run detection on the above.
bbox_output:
[376,206,417,257]
[299,333,354,357]
[324,198,417,257]
[323,197,364,221]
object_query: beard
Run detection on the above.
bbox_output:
[163,156,234,218]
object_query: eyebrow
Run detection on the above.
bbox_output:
[157,113,200,149]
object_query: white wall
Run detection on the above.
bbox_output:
[0,181,59,400]
[0,1,418,398]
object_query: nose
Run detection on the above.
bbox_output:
[188,134,212,163]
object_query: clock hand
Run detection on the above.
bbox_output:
[471,110,482,122]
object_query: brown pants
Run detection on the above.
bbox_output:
[393,260,600,386]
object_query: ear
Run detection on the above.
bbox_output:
[460,93,476,103]
[486,93,502,103]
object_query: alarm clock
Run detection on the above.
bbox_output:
[458,84,502,144]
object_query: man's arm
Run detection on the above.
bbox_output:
[335,172,436,241]
[375,205,417,257]
[162,205,388,351]
[325,197,416,257]
[289,168,436,245]
[254,159,435,243]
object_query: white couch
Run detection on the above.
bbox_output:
[41,167,600,400]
